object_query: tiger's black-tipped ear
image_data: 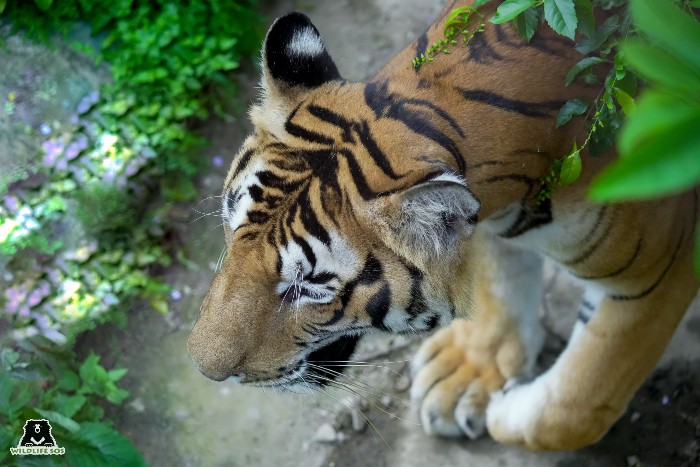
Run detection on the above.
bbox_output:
[263,12,341,89]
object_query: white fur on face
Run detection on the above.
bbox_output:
[286,27,325,57]
[224,159,266,234]
[276,232,360,306]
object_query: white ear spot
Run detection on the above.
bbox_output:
[286,27,325,57]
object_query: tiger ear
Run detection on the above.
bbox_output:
[378,175,481,262]
[262,12,341,91]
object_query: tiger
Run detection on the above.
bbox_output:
[187,0,700,451]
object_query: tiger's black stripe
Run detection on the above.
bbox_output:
[500,199,553,238]
[285,103,335,145]
[414,30,429,73]
[290,230,317,269]
[405,262,427,316]
[307,105,356,143]
[404,97,465,138]
[298,189,332,247]
[364,80,466,174]
[230,149,255,181]
[366,284,391,330]
[337,149,396,200]
[577,299,597,324]
[457,88,564,118]
[356,120,406,180]
[575,237,643,280]
[564,207,610,265]
[468,30,507,64]
[611,233,684,301]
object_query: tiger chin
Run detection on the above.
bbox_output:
[188,1,699,451]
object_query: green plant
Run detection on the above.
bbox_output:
[0,345,145,466]
[1,1,263,464]
[412,5,487,68]
[450,0,699,272]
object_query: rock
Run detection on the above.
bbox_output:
[629,411,641,423]
[313,423,338,444]
[128,397,145,413]
[626,455,640,466]
[381,395,393,408]
[334,407,352,430]
[351,408,367,433]
[394,374,411,392]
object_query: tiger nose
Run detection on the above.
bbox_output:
[187,319,247,381]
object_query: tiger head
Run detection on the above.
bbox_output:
[187,12,482,389]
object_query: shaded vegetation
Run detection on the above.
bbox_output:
[0,0,262,464]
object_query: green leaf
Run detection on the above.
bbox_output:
[473,0,492,6]
[491,0,536,24]
[556,99,588,127]
[565,56,606,86]
[107,368,128,382]
[57,370,80,391]
[544,0,578,39]
[574,0,595,37]
[34,407,81,434]
[560,143,582,185]
[63,422,147,467]
[0,373,33,417]
[33,0,53,11]
[514,6,541,42]
[618,90,700,155]
[630,0,700,73]
[589,114,700,201]
[612,88,636,116]
[575,15,619,54]
[623,40,700,93]
[150,296,169,314]
[51,394,87,418]
[0,0,7,15]
[105,387,129,404]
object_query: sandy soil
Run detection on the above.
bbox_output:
[84,1,700,466]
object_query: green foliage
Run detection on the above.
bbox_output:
[590,0,700,277]
[0,346,144,466]
[412,6,486,68]
[72,184,138,237]
[590,0,700,201]
[484,0,700,272]
[1,0,263,463]
[491,0,537,24]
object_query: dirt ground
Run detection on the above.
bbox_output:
[84,0,700,466]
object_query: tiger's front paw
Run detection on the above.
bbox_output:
[410,319,525,439]
[486,375,621,450]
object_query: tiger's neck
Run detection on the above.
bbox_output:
[363,5,596,220]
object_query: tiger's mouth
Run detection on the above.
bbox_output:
[230,335,362,391]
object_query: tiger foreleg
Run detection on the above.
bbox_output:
[487,248,698,450]
[410,233,545,439]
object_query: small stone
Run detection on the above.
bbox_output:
[334,407,352,430]
[394,374,410,392]
[128,398,145,413]
[313,423,338,443]
[629,412,641,423]
[626,455,640,466]
[381,395,393,408]
[661,394,670,405]
[356,397,369,411]
[351,408,366,433]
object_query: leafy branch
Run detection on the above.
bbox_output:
[444,0,700,272]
